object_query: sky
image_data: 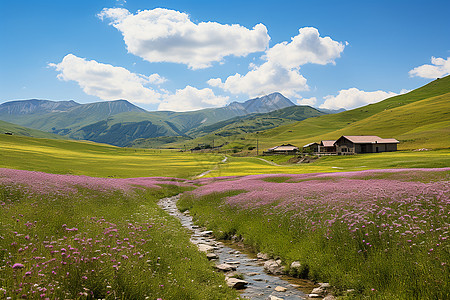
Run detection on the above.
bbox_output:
[1,0,449,112]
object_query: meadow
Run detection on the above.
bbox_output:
[0,168,237,299]
[207,149,450,177]
[179,168,450,299]
[0,135,222,178]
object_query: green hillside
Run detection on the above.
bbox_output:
[0,134,221,178]
[0,120,66,139]
[186,105,325,138]
[174,76,450,152]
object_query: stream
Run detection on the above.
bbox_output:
[158,195,318,300]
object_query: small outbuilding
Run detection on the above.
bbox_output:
[319,140,337,153]
[303,142,319,153]
[334,135,399,154]
[264,144,299,155]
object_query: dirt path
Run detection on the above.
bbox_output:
[192,155,228,179]
[255,157,281,166]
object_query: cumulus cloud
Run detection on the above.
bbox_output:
[98,7,270,69]
[319,88,398,110]
[265,27,346,68]
[49,54,228,111]
[209,27,345,98]
[208,61,308,98]
[297,97,317,106]
[158,86,228,111]
[49,54,162,104]
[409,57,450,79]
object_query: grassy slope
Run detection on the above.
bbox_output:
[0,135,221,178]
[0,120,66,140]
[207,149,450,177]
[255,76,450,151]
[171,76,449,152]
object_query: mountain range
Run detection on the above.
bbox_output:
[0,92,328,147]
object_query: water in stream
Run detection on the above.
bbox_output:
[158,195,317,300]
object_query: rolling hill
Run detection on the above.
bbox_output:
[168,76,450,151]
[0,93,299,146]
[0,120,67,139]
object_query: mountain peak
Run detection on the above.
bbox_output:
[227,92,295,114]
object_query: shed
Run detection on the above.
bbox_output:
[264,144,299,155]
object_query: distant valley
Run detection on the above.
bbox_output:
[0,93,333,147]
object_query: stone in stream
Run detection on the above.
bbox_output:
[323,295,337,300]
[247,272,259,276]
[206,253,218,260]
[264,259,285,275]
[308,294,321,298]
[311,287,326,296]
[226,277,248,289]
[225,261,240,265]
[274,286,287,292]
[268,296,284,300]
[257,252,271,260]
[215,263,237,272]
[197,244,215,253]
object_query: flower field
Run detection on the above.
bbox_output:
[179,168,450,299]
[0,169,237,299]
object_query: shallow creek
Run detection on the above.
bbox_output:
[158,195,318,300]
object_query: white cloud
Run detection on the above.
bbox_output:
[49,54,162,104]
[297,97,317,106]
[98,8,270,69]
[208,61,308,98]
[319,88,398,110]
[265,27,346,68]
[409,56,450,79]
[50,54,228,111]
[158,86,228,111]
[208,27,345,99]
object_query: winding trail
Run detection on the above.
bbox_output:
[192,156,228,179]
[158,195,312,300]
[255,157,281,166]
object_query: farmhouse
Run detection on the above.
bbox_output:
[264,144,299,155]
[334,135,399,154]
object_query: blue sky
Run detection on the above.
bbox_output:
[1,0,449,111]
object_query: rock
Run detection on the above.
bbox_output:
[254,278,264,281]
[257,252,271,260]
[247,272,259,276]
[268,296,284,300]
[323,295,336,300]
[274,286,287,292]
[319,282,331,288]
[206,253,218,260]
[308,294,321,298]
[264,259,284,275]
[215,263,237,272]
[226,277,248,289]
[200,230,213,236]
[290,261,301,269]
[311,287,326,296]
[225,261,240,265]
[197,244,215,253]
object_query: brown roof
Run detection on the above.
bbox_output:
[321,140,336,147]
[274,146,299,151]
[342,135,399,144]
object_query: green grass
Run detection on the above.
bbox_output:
[0,135,222,178]
[207,149,450,177]
[0,120,66,140]
[178,170,450,299]
[169,76,450,153]
[0,182,237,299]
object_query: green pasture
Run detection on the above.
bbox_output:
[0,135,221,178]
[208,149,450,177]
